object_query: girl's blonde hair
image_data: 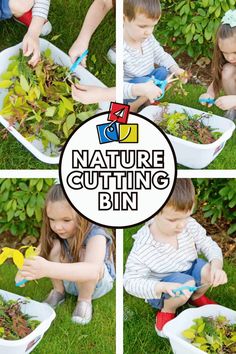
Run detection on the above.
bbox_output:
[212,24,236,95]
[124,0,161,21]
[40,184,113,262]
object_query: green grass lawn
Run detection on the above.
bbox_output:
[123,225,236,354]
[1,263,115,354]
[0,0,115,169]
[158,84,236,169]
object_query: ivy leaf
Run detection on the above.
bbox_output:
[41,129,60,145]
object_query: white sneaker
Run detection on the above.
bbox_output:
[107,45,116,65]
[40,20,52,36]
[72,300,92,325]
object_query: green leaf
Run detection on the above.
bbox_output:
[0,80,12,89]
[44,48,51,58]
[61,97,74,111]
[50,34,62,41]
[20,75,30,92]
[66,113,76,130]
[77,110,95,121]
[41,129,60,145]
[45,106,57,117]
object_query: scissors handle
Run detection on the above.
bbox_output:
[154,79,168,100]
[172,285,197,295]
[70,49,89,72]
[16,279,29,287]
[199,97,215,105]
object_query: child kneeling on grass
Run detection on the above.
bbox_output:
[123,178,227,336]
[1,0,51,66]
[15,184,115,325]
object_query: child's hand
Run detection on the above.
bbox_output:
[15,271,26,287]
[69,38,89,67]
[22,32,40,67]
[215,95,236,111]
[133,81,163,102]
[21,256,49,280]
[199,93,215,107]
[159,282,193,299]
[173,68,188,83]
[72,84,103,104]
[210,266,228,287]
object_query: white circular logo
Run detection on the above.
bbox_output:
[59,104,177,228]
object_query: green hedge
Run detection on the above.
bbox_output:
[158,0,236,59]
[0,179,54,238]
[194,179,236,235]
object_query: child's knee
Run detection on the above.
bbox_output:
[222,63,236,82]
[9,0,34,16]
[200,262,211,283]
[49,239,62,261]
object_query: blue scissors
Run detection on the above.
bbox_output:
[199,97,215,105]
[64,49,89,81]
[16,279,29,287]
[172,284,208,296]
[153,75,179,101]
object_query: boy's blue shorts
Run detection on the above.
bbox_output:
[0,0,12,20]
[147,258,207,310]
[124,66,169,104]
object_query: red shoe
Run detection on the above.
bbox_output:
[189,294,217,307]
[14,10,32,27]
[155,311,176,335]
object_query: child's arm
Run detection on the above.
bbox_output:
[20,236,106,283]
[72,84,116,104]
[22,0,51,66]
[214,95,236,110]
[124,81,163,102]
[69,0,113,66]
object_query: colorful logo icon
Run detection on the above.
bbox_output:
[96,102,138,144]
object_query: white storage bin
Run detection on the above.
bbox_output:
[163,304,236,354]
[0,39,109,164]
[0,289,56,354]
[140,104,235,169]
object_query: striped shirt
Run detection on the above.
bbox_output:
[124,34,178,84]
[123,217,223,300]
[33,0,50,19]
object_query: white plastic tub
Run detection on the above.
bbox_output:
[0,39,109,164]
[140,104,235,169]
[163,304,236,354]
[0,289,56,354]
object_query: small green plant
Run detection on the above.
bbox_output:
[0,178,54,238]
[157,107,222,144]
[0,49,98,150]
[0,294,40,340]
[182,315,236,353]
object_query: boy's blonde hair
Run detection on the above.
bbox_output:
[165,178,195,212]
[124,0,161,21]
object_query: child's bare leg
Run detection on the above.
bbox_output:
[75,249,104,302]
[221,63,236,95]
[48,239,65,294]
[162,279,195,313]
[191,262,211,300]
[129,96,148,113]
[9,0,34,17]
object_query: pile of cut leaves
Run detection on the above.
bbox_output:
[182,315,236,353]
[0,295,40,340]
[156,106,222,144]
[0,49,97,151]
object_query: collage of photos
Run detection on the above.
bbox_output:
[0,0,236,354]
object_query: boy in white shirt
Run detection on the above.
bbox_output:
[124,179,227,335]
[123,0,186,110]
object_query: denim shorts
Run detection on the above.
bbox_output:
[0,0,12,20]
[147,258,207,310]
[124,66,169,104]
[63,263,114,299]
